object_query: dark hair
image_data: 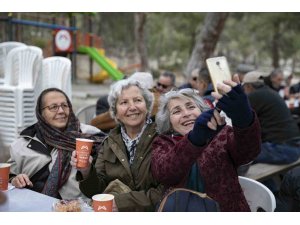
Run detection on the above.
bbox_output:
[199,67,211,84]
[270,68,283,78]
[161,71,176,86]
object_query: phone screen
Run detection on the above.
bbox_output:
[206,56,232,94]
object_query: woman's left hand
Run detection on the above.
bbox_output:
[188,109,225,146]
[211,74,253,128]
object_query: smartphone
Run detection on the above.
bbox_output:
[206,56,232,94]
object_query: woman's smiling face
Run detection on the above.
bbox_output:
[115,85,148,132]
[168,97,201,136]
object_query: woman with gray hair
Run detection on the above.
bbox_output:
[71,79,163,211]
[151,74,261,211]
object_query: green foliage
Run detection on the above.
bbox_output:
[146,13,204,70]
[4,12,300,73]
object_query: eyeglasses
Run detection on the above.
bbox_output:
[42,103,69,112]
[157,82,169,89]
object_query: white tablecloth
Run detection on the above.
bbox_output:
[0,184,58,212]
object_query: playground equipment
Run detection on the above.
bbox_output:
[78,46,124,81]
[0,13,127,83]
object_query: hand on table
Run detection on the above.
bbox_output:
[11,174,33,188]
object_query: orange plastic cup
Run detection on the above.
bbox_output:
[0,163,10,191]
[76,138,94,168]
[92,194,114,212]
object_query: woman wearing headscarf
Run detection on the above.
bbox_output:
[71,79,163,211]
[8,88,106,199]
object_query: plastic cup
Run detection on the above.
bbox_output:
[76,138,94,168]
[0,163,10,191]
[92,194,114,212]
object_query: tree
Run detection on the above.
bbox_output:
[134,12,149,71]
[186,12,229,76]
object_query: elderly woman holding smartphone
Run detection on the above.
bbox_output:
[71,79,163,211]
[151,74,261,211]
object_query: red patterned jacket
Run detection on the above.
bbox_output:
[151,114,261,212]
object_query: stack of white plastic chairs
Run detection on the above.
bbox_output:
[41,56,72,99]
[0,42,26,85]
[0,44,43,146]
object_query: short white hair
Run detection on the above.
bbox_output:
[108,79,154,121]
[128,72,154,89]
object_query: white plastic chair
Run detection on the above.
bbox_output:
[75,104,96,124]
[238,176,276,212]
[0,42,26,84]
[4,45,43,87]
[41,56,72,99]
[0,45,42,146]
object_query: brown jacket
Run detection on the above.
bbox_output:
[78,122,163,211]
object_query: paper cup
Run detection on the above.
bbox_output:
[0,163,10,191]
[92,194,114,212]
[76,138,94,168]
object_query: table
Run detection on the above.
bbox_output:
[0,184,58,212]
[244,157,300,181]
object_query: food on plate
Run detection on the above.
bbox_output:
[53,199,81,212]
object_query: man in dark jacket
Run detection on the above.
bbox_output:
[243,71,300,165]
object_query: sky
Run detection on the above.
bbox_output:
[2,0,299,12]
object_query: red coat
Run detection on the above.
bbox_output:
[151,114,261,212]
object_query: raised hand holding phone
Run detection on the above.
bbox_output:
[211,74,253,128]
[206,56,232,94]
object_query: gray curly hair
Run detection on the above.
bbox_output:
[108,79,154,122]
[156,88,211,134]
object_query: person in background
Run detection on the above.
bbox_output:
[264,68,285,94]
[8,88,106,199]
[72,79,163,211]
[197,67,214,104]
[243,70,300,193]
[96,95,110,115]
[151,74,261,211]
[155,71,176,94]
[236,63,255,82]
[179,68,200,90]
[242,70,300,165]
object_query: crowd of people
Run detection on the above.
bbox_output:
[4,62,300,212]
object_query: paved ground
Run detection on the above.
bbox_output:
[71,80,111,113]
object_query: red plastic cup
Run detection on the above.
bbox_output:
[76,138,94,168]
[0,163,10,191]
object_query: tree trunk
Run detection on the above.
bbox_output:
[186,12,229,76]
[272,21,280,69]
[134,13,149,72]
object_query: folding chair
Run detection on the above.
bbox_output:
[75,104,96,124]
[239,176,276,212]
